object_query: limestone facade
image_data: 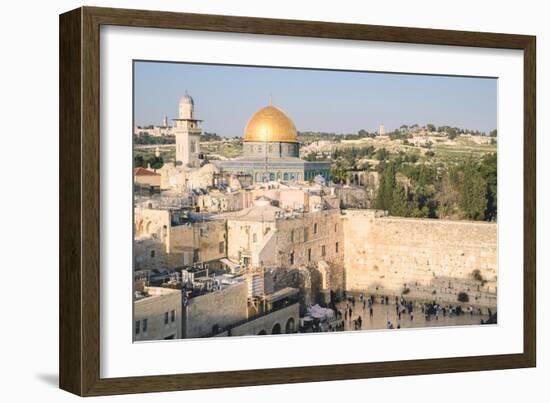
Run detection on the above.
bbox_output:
[342,210,497,307]
[134,207,226,268]
[134,286,182,341]
[229,303,299,336]
[183,281,248,338]
[174,95,201,168]
[134,167,161,188]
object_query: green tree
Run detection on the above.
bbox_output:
[426,123,436,132]
[375,162,397,210]
[330,158,351,184]
[376,162,410,216]
[480,153,497,221]
[390,184,409,216]
[376,148,389,161]
[447,127,458,140]
[133,155,146,168]
[304,153,317,161]
[148,156,164,171]
[459,160,487,220]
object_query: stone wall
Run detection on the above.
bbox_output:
[272,209,345,289]
[183,281,248,338]
[134,237,183,271]
[170,219,226,263]
[256,209,346,303]
[229,303,300,336]
[343,210,497,308]
[134,287,182,341]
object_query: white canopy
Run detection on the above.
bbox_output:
[307,304,335,321]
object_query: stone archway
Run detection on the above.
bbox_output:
[257,329,266,335]
[136,220,144,236]
[285,318,295,334]
[271,323,281,335]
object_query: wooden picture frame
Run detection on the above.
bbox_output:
[59,6,536,396]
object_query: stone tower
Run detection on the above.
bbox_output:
[174,94,202,168]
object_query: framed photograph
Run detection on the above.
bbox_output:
[59,6,536,396]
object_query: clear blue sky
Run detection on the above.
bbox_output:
[134,61,497,137]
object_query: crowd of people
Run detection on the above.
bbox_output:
[334,292,493,331]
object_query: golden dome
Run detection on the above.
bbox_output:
[243,105,297,143]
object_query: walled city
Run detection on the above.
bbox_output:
[133,95,497,341]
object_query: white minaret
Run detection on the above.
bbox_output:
[174,94,202,168]
[163,115,168,127]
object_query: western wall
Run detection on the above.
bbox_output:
[342,210,498,308]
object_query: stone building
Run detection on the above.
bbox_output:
[183,280,249,338]
[195,189,244,213]
[134,286,182,341]
[133,167,161,189]
[223,197,282,266]
[134,205,227,269]
[182,278,300,338]
[218,195,346,304]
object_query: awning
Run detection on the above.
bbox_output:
[220,258,240,270]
